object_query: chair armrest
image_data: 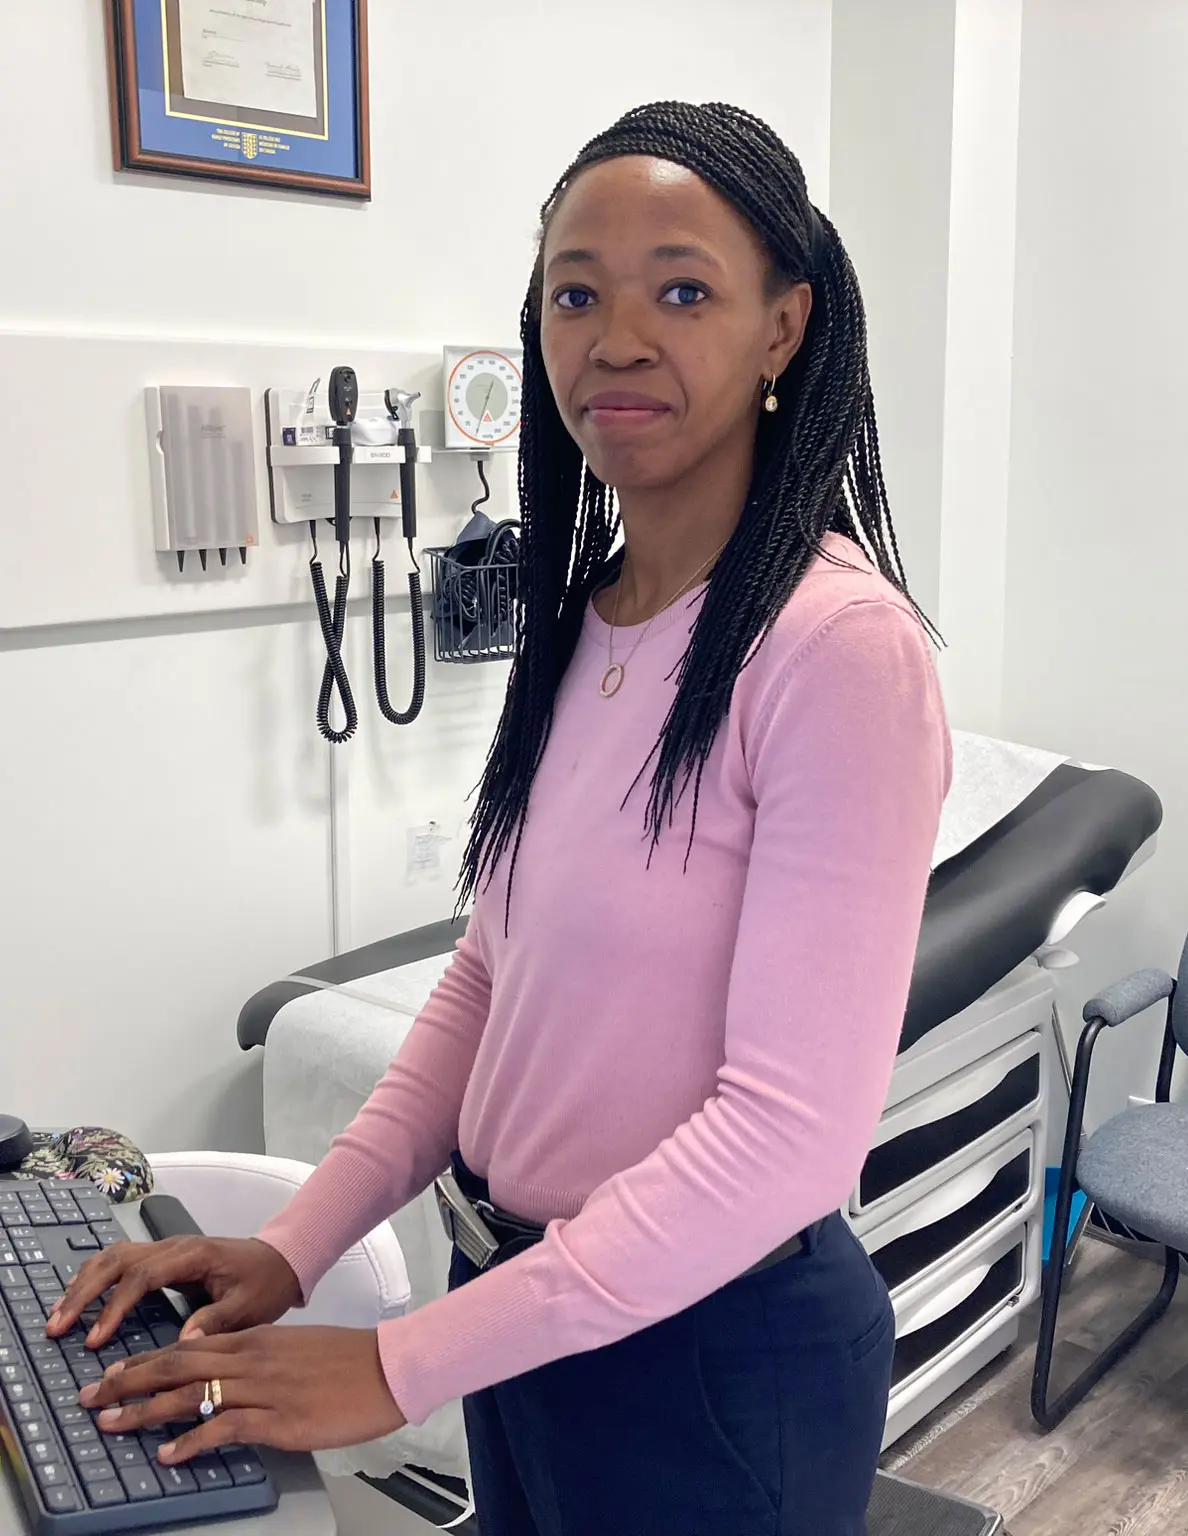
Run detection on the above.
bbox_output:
[1082,968,1175,1027]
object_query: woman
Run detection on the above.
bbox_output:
[50,101,950,1535]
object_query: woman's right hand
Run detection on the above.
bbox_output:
[45,1236,303,1349]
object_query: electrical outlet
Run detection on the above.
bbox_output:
[1128,1095,1154,1111]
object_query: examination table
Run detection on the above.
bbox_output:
[237,737,1162,1532]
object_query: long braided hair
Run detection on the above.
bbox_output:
[458,100,931,914]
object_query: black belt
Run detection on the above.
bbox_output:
[435,1154,816,1276]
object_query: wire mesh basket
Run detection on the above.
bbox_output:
[424,519,520,664]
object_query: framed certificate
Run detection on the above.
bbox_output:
[105,1,370,199]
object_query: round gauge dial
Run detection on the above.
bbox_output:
[446,350,523,447]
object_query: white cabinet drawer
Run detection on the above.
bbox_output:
[890,1218,1038,1393]
[863,1125,1041,1300]
[888,962,1052,1110]
[852,1031,1045,1228]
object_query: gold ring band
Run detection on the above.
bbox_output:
[199,1379,223,1420]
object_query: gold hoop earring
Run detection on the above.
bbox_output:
[762,376,779,414]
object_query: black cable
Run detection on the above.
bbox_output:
[471,457,492,516]
[310,521,358,743]
[372,531,426,725]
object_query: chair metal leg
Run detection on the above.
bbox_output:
[1031,1009,1182,1429]
[1031,1239,1180,1430]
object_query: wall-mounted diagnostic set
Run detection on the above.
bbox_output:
[264,368,430,743]
[144,348,523,744]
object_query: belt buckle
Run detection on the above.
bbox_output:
[435,1171,500,1271]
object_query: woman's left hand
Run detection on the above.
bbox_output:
[78,1325,407,1464]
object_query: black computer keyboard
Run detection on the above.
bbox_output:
[0,1179,278,1533]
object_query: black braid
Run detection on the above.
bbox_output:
[458,100,936,915]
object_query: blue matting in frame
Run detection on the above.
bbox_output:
[130,0,361,183]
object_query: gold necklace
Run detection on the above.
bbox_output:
[599,542,728,699]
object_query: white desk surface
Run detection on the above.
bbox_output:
[0,1197,337,1536]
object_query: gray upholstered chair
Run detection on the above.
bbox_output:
[1032,934,1188,1429]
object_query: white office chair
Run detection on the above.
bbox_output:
[147,1151,415,1480]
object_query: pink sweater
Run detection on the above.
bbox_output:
[259,533,951,1427]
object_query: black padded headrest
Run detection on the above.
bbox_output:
[904,764,1162,1052]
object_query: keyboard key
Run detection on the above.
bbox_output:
[0,1364,27,1386]
[72,1359,103,1384]
[62,1343,92,1363]
[158,1462,198,1495]
[72,1442,111,1464]
[55,1406,89,1426]
[44,1485,82,1512]
[191,1456,233,1489]
[0,1265,20,1284]
[98,1342,128,1366]
[120,1464,161,1501]
[6,1227,34,1241]
[79,1459,117,1484]
[67,1232,100,1251]
[28,1438,60,1465]
[223,1450,267,1486]
[18,1322,47,1343]
[0,1347,18,1371]
[137,1297,177,1325]
[85,1478,126,1506]
[12,1400,38,1422]
[54,1261,81,1286]
[92,1226,125,1249]
[49,1386,80,1409]
[27,1212,60,1227]
[18,1419,50,1443]
[149,1322,181,1348]
[35,1360,71,1384]
[122,1330,154,1354]
[9,1299,42,1319]
[110,1442,147,1467]
[48,1202,85,1226]
[3,1380,36,1405]
[15,1248,46,1265]
[65,1423,99,1445]
[35,1461,69,1488]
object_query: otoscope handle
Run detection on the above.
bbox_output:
[397,427,417,542]
[333,444,353,549]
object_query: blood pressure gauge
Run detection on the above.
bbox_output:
[443,345,523,450]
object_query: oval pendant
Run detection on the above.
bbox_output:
[599,663,625,698]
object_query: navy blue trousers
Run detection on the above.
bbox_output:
[450,1212,894,1535]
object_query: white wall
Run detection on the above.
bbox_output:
[830,0,958,622]
[1000,0,1188,1124]
[0,3,834,1151]
[832,0,1178,1140]
[936,0,1022,737]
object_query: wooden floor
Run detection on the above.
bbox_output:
[882,1237,1188,1535]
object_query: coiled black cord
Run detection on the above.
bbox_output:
[372,524,426,725]
[471,456,492,515]
[310,523,358,744]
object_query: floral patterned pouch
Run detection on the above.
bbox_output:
[4,1127,153,1203]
